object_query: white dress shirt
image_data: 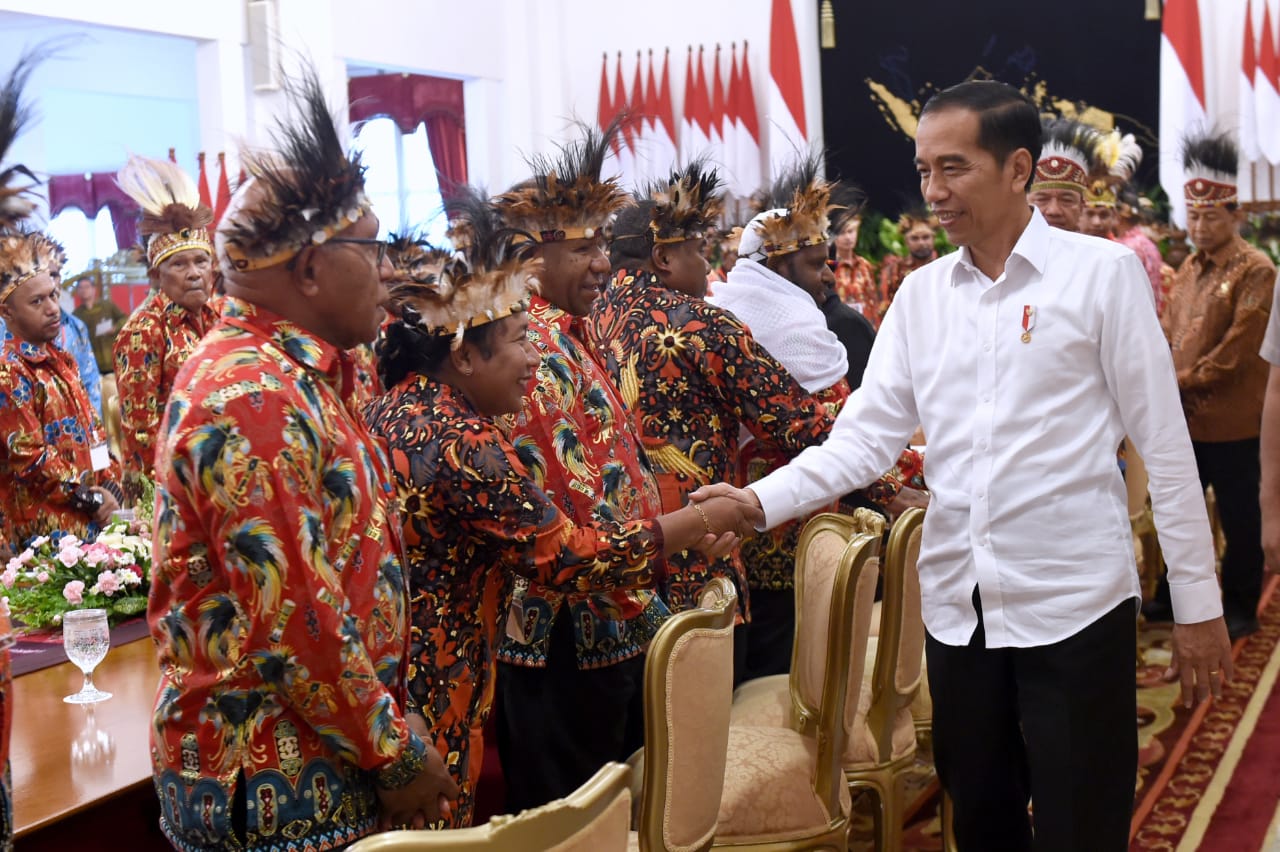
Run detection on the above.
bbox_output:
[751,209,1221,647]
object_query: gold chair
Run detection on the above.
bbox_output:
[844,507,925,852]
[347,761,633,851]
[713,514,881,851]
[729,508,925,852]
[629,576,738,852]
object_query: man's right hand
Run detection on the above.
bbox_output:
[1263,504,1280,576]
[376,744,459,829]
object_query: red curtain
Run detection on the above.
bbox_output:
[47,173,139,250]
[348,73,468,196]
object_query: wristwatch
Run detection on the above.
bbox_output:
[70,485,104,515]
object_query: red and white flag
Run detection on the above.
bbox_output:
[627,52,647,186]
[613,51,637,188]
[710,45,727,170]
[653,49,680,178]
[683,47,711,160]
[1258,2,1280,165]
[735,41,763,198]
[213,152,232,226]
[196,151,213,210]
[724,43,742,193]
[646,49,678,179]
[1159,0,1207,225]
[768,0,808,180]
[1241,0,1260,162]
[597,52,617,151]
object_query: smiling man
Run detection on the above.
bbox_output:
[113,155,221,495]
[693,80,1231,852]
[1027,117,1101,232]
[147,68,456,851]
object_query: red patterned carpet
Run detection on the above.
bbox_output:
[848,575,1280,852]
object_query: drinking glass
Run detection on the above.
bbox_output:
[63,608,112,704]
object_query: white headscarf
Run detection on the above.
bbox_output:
[707,256,847,393]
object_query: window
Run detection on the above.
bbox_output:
[354,117,449,245]
[46,207,118,279]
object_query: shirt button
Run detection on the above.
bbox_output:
[984,343,992,352]
[978,441,988,450]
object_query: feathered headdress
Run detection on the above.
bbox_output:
[0,47,60,303]
[391,187,540,349]
[738,153,837,261]
[0,230,65,303]
[494,121,629,243]
[1085,130,1143,208]
[646,159,725,244]
[896,205,938,234]
[217,62,369,273]
[1031,118,1102,195]
[116,155,213,268]
[1182,130,1238,209]
[385,231,452,286]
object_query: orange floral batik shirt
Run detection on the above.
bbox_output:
[495,296,669,671]
[366,374,665,825]
[585,269,832,617]
[113,291,220,486]
[0,332,121,551]
[149,298,425,852]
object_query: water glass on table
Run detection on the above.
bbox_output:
[62,608,112,704]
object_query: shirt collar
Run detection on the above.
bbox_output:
[2,328,52,363]
[222,296,340,375]
[1191,234,1246,272]
[951,206,1048,287]
[529,294,583,338]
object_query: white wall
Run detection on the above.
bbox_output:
[0,0,825,209]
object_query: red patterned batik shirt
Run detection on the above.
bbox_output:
[113,291,220,486]
[495,296,669,671]
[148,298,426,852]
[366,374,665,825]
[834,254,880,327]
[0,332,121,550]
[585,269,832,616]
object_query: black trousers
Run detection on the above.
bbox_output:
[1193,438,1264,622]
[926,592,1138,852]
[743,588,795,681]
[495,611,645,813]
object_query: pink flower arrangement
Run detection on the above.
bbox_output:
[4,520,152,630]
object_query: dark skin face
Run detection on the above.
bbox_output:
[770,242,836,305]
[440,312,540,417]
[905,224,937,260]
[1,271,62,344]
[153,248,214,311]
[653,237,711,298]
[299,212,394,349]
[536,235,610,317]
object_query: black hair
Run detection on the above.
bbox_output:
[1182,130,1238,177]
[608,200,657,269]
[375,319,496,390]
[921,80,1041,190]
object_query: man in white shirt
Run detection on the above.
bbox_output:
[693,80,1230,852]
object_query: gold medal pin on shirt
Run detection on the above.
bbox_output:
[1021,305,1035,343]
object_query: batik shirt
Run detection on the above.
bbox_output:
[0,332,120,551]
[366,375,665,826]
[585,270,831,615]
[834,254,880,326]
[149,298,426,852]
[0,609,13,852]
[114,291,220,486]
[0,313,101,417]
[1161,235,1276,442]
[877,252,936,325]
[495,295,668,671]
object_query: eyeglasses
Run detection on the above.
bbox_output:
[325,237,389,267]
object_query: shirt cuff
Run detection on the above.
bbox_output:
[745,482,785,531]
[376,729,426,790]
[1170,576,1225,624]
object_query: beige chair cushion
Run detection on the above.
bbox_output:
[844,638,917,767]
[626,830,640,851]
[912,660,932,724]
[728,679,790,728]
[717,725,852,844]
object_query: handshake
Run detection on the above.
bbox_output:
[681,483,767,560]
